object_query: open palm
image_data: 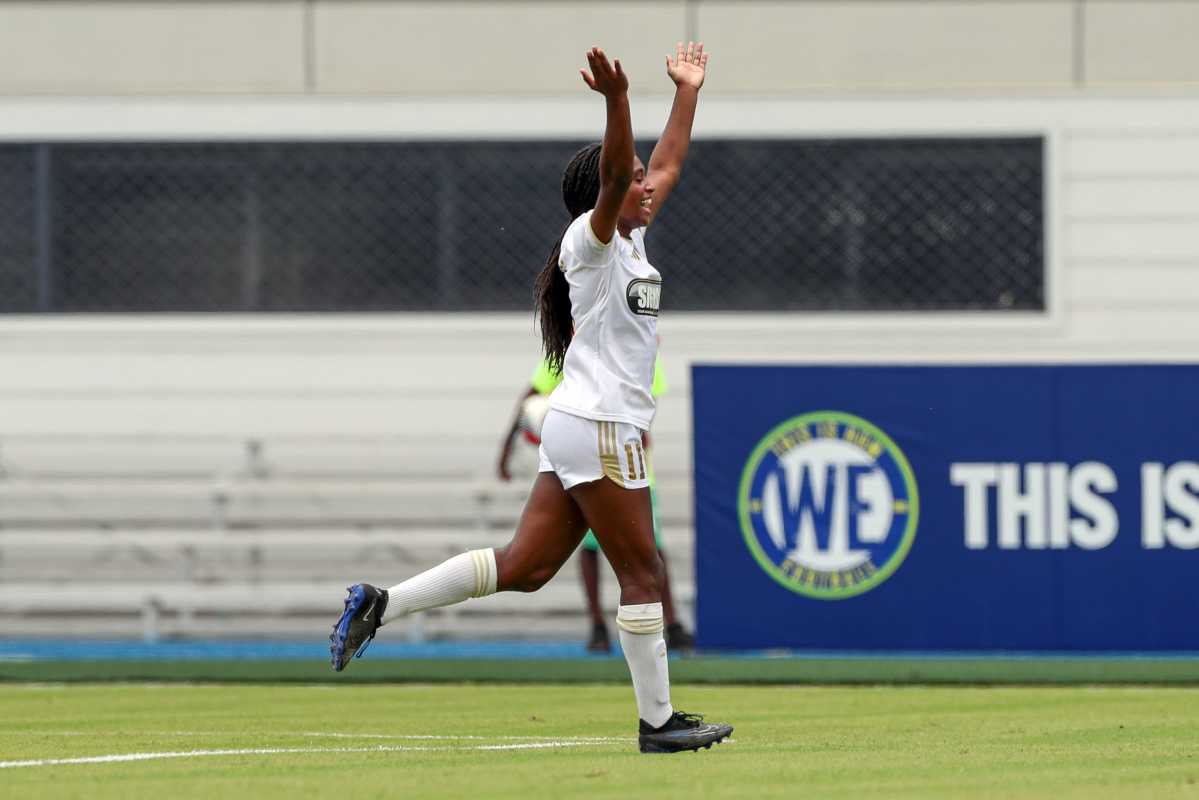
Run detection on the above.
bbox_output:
[666,41,708,89]
[581,47,628,98]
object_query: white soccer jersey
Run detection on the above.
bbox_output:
[547,210,661,431]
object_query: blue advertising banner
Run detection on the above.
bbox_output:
[692,365,1199,651]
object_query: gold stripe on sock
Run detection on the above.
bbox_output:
[616,616,665,635]
[476,549,495,597]
[470,550,485,597]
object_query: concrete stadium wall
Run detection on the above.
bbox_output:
[0,1,1197,94]
[0,94,1195,486]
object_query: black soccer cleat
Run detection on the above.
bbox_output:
[587,622,612,654]
[329,583,388,671]
[665,622,695,654]
[638,711,733,754]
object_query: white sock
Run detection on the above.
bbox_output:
[617,603,674,728]
[381,549,497,624]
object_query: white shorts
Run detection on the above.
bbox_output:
[538,409,650,490]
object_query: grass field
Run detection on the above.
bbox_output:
[4,683,1199,798]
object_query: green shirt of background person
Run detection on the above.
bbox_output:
[496,355,692,654]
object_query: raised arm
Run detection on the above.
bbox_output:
[580,47,635,244]
[645,41,709,228]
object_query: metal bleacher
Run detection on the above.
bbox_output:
[0,433,695,642]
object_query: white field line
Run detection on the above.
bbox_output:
[300,732,629,743]
[0,731,631,743]
[0,740,607,770]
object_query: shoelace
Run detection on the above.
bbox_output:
[672,711,705,726]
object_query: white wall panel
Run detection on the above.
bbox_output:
[1066,136,1199,177]
[314,1,686,94]
[0,354,536,393]
[697,1,1074,92]
[1067,221,1199,261]
[0,394,511,438]
[1062,308,1199,344]
[1086,1,1199,85]
[1,1,1199,95]
[1067,179,1199,217]
[1069,265,1199,307]
[0,2,305,94]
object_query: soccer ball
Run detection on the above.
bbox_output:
[519,393,552,444]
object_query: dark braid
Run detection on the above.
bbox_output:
[535,143,603,375]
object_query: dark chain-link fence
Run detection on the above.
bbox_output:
[0,138,1042,313]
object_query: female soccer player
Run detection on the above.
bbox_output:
[331,43,731,754]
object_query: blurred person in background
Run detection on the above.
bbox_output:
[496,355,695,654]
[333,43,730,753]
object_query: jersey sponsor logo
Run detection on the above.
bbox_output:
[626,279,661,317]
[737,411,919,599]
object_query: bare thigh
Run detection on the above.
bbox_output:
[494,472,590,593]
[568,478,663,606]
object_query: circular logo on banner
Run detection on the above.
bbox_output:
[737,411,919,600]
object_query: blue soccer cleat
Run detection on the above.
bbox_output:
[329,583,388,671]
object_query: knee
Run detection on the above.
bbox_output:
[618,552,665,596]
[513,564,556,593]
[494,546,557,593]
[520,563,556,594]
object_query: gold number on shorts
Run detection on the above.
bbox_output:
[625,443,638,480]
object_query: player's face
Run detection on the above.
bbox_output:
[618,157,654,230]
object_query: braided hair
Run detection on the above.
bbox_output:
[535,143,603,376]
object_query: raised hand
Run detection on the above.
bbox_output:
[666,41,708,90]
[580,46,629,98]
